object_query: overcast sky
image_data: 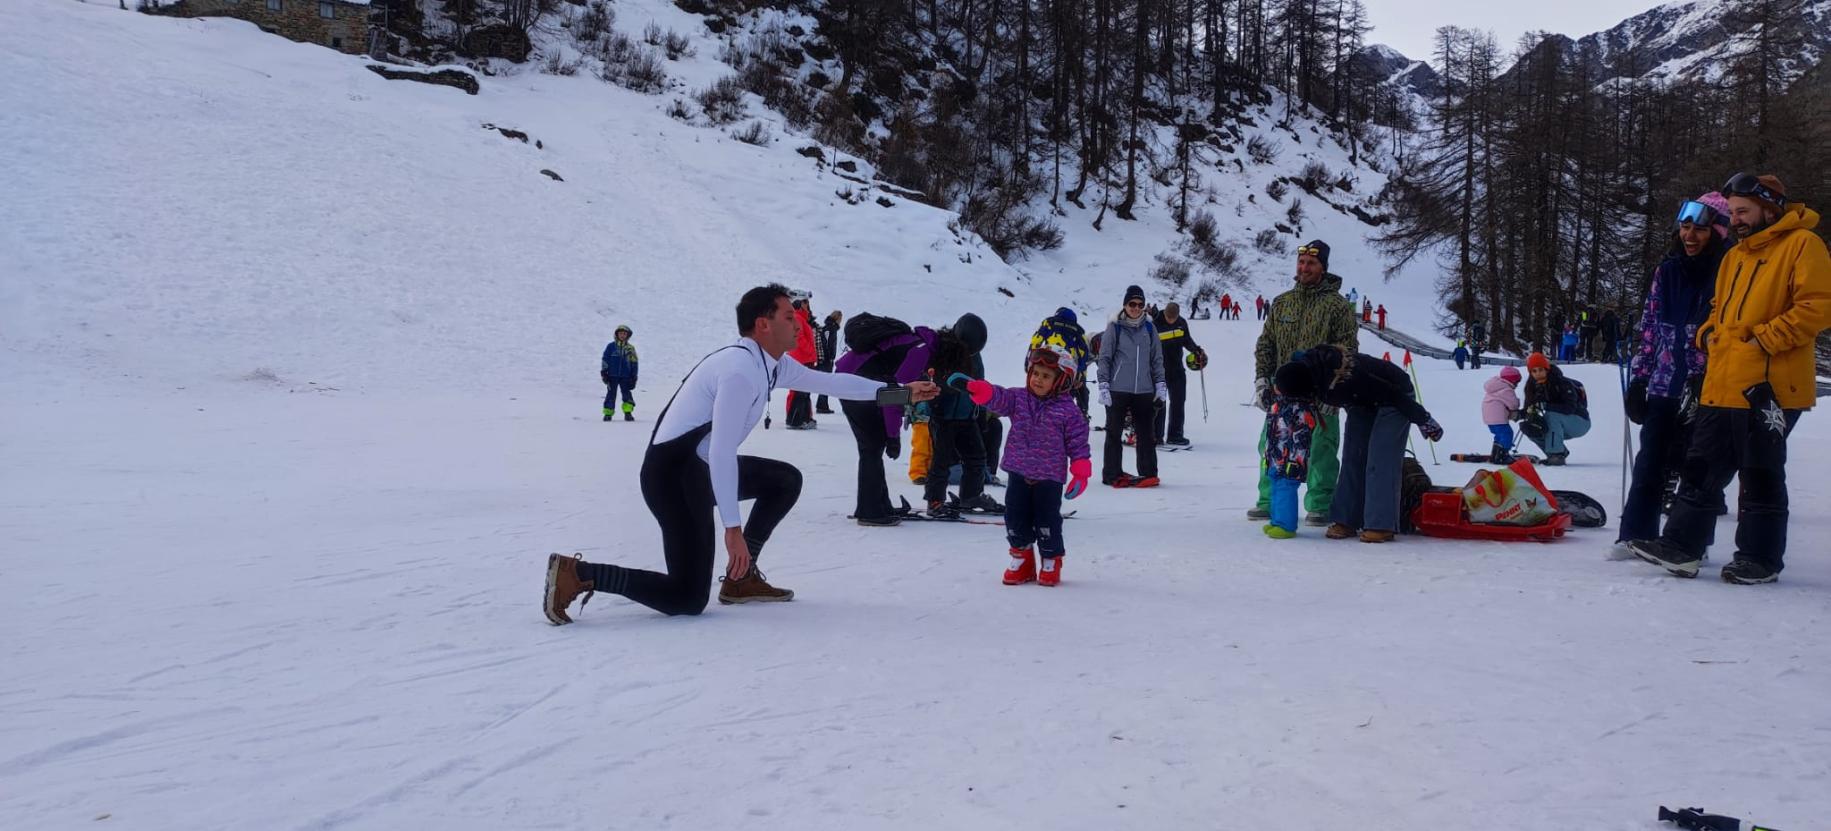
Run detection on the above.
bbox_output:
[1363,0,1671,62]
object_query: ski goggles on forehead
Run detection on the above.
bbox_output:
[1674,200,1720,229]
[1296,245,1324,257]
[1723,172,1786,206]
[1027,348,1064,368]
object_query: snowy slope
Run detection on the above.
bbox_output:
[5,3,1831,831]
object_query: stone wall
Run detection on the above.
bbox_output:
[187,0,371,55]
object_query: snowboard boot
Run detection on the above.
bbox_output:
[927,500,960,519]
[1720,558,1778,585]
[1325,523,1356,540]
[1246,506,1271,521]
[1166,436,1191,447]
[603,413,615,422]
[718,568,795,604]
[855,515,902,527]
[1542,452,1568,466]
[624,412,635,422]
[1303,512,1329,527]
[1263,524,1296,540]
[1037,556,1062,587]
[1105,473,1135,488]
[542,553,595,626]
[1359,530,1395,544]
[1003,547,1037,585]
[1627,539,1700,578]
[1607,540,1641,561]
[1130,476,1161,489]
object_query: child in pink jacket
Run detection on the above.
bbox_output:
[1482,366,1523,461]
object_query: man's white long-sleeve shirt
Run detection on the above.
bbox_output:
[653,338,885,528]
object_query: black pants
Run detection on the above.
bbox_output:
[925,419,986,504]
[1620,396,1685,543]
[786,389,813,427]
[842,399,896,520]
[1104,391,1157,479]
[1153,369,1189,441]
[1660,405,1800,571]
[1005,472,1066,557]
[588,427,802,616]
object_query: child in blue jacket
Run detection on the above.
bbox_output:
[601,325,638,421]
[1263,387,1320,539]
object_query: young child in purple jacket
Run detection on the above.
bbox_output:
[962,345,1092,586]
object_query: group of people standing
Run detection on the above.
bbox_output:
[556,173,1827,628]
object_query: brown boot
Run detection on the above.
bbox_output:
[718,568,795,604]
[543,553,594,625]
[1359,530,1395,544]
[1325,523,1356,540]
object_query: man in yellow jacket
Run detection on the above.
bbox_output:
[1631,174,1831,584]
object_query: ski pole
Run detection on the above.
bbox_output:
[1199,367,1209,422]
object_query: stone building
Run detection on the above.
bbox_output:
[185,0,373,55]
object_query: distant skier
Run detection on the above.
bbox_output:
[601,324,639,422]
[1256,294,1268,320]
[543,284,940,623]
[1362,298,1373,323]
[1558,325,1579,362]
[1375,304,1387,331]
[960,344,1091,587]
[1451,339,1469,370]
[1152,302,1206,447]
[784,297,819,429]
[815,309,842,414]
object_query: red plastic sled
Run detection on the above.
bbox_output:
[1408,459,1573,542]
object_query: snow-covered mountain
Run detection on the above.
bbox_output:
[1567,0,1830,86]
[1353,43,1444,106]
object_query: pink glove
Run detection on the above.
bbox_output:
[965,379,994,406]
[1064,458,1092,500]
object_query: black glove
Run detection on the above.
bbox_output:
[600,371,611,384]
[1420,418,1444,442]
[1624,379,1648,425]
[885,436,901,460]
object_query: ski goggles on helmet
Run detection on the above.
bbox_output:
[1025,347,1076,390]
[1296,245,1325,257]
[1722,173,1786,207]
[1674,200,1720,230]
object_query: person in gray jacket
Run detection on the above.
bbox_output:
[1097,285,1170,487]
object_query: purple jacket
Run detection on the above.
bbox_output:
[981,384,1090,484]
[834,326,937,438]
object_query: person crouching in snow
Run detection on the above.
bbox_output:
[1482,366,1523,462]
[1262,385,1320,539]
[1273,346,1444,543]
[960,345,1092,586]
[1521,352,1590,465]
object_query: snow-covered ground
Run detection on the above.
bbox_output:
[5,3,1830,830]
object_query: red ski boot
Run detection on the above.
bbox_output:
[1037,556,1063,587]
[1003,547,1037,585]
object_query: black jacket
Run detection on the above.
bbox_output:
[1152,311,1203,373]
[1288,347,1433,425]
[817,318,840,371]
[1524,365,1589,419]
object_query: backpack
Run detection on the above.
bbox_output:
[843,312,913,354]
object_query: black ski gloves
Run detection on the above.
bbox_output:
[1624,379,1648,425]
[885,436,901,460]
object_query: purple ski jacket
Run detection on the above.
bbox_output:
[834,326,937,439]
[981,383,1091,484]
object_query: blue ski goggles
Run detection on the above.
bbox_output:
[1674,200,1720,230]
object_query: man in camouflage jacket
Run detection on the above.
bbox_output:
[1249,240,1360,523]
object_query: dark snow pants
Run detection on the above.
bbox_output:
[1660,405,1800,573]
